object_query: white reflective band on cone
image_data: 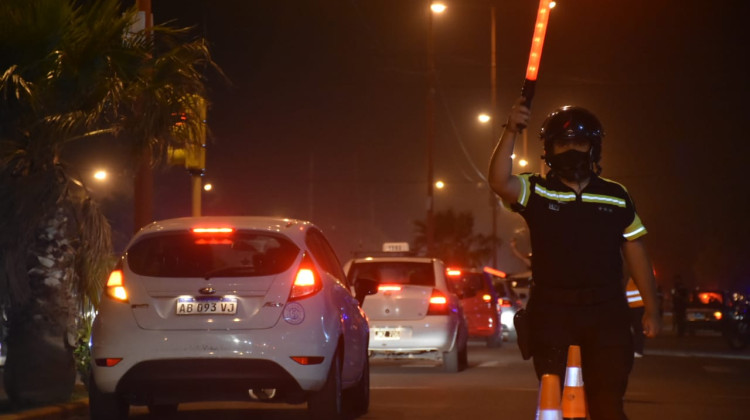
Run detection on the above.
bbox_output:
[565,367,583,387]
[536,409,562,420]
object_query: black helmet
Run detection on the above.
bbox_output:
[540,106,604,169]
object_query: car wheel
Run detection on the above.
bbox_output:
[308,349,343,420]
[459,339,468,370]
[444,338,468,373]
[486,327,503,348]
[725,322,750,350]
[344,352,370,416]
[148,403,179,417]
[88,373,128,420]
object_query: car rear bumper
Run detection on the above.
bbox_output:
[114,358,306,405]
[367,316,456,355]
[90,300,337,397]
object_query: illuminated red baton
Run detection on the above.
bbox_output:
[521,0,554,109]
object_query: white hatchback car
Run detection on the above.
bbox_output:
[89,217,375,420]
[344,256,468,372]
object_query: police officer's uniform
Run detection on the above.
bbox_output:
[508,171,647,420]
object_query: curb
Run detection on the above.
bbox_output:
[0,399,88,420]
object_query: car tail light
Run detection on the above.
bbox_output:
[482,294,492,303]
[289,254,322,300]
[378,284,403,292]
[290,356,325,365]
[427,289,449,315]
[498,297,512,308]
[105,270,128,302]
[95,358,123,367]
[446,268,462,277]
[192,227,234,234]
[713,311,723,320]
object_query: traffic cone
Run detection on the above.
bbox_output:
[562,345,587,420]
[536,374,562,420]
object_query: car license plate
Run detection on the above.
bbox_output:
[176,297,237,315]
[373,328,400,340]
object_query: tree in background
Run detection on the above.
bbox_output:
[0,0,219,406]
[412,209,498,268]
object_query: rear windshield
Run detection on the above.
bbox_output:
[126,231,300,278]
[447,272,489,298]
[689,291,725,307]
[348,261,435,287]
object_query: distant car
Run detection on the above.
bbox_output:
[685,289,732,335]
[445,267,503,347]
[89,217,374,420]
[486,269,524,341]
[506,272,532,309]
[344,256,469,372]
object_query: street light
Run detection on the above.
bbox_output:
[93,170,108,181]
[478,113,491,124]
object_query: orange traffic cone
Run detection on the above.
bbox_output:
[536,374,562,420]
[562,345,587,420]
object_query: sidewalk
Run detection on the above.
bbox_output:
[0,375,88,420]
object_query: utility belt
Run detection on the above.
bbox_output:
[531,284,622,306]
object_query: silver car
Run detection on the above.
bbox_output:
[344,256,468,372]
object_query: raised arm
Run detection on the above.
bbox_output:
[488,97,531,205]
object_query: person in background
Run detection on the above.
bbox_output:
[488,97,661,420]
[671,276,688,337]
[626,277,646,357]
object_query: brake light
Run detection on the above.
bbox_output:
[482,294,492,303]
[714,311,723,320]
[483,266,507,278]
[498,297,512,308]
[192,227,234,234]
[106,270,128,302]
[289,254,322,300]
[378,284,403,292]
[446,268,462,277]
[427,289,449,315]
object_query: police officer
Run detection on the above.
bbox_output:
[626,277,646,357]
[489,97,661,420]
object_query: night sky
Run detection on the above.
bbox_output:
[93,0,750,292]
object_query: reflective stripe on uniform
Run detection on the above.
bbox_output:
[534,185,577,202]
[518,174,531,207]
[623,214,647,240]
[627,290,643,304]
[626,278,644,308]
[581,193,626,208]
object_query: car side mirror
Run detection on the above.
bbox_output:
[354,278,379,307]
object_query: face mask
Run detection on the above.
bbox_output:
[547,149,592,182]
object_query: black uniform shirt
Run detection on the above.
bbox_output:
[507,173,647,290]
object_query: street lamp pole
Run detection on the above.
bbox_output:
[425,2,439,257]
[489,3,499,268]
[134,0,153,233]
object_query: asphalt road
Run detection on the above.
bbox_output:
[2,327,749,420]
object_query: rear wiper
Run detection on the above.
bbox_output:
[202,265,257,280]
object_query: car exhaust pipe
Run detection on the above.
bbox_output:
[248,388,277,401]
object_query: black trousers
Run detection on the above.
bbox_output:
[528,294,634,420]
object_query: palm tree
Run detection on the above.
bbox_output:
[0,0,220,406]
[412,209,499,268]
